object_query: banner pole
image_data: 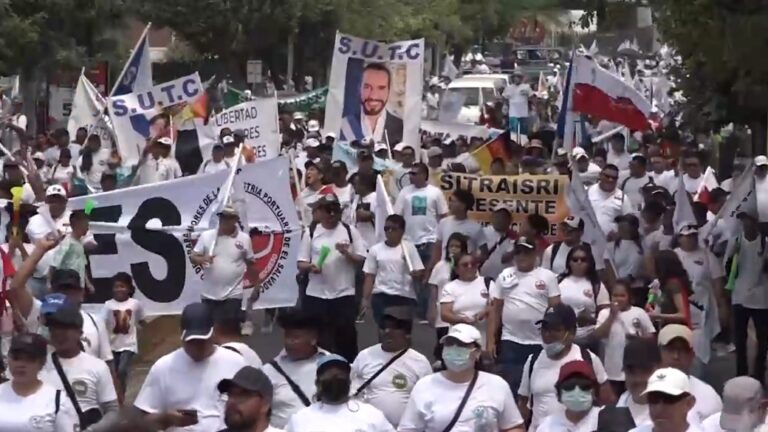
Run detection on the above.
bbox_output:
[377,174,412,272]
[384,130,393,160]
[208,143,243,255]
[288,148,305,227]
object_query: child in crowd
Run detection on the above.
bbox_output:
[595,279,656,397]
[48,210,93,293]
[103,272,145,399]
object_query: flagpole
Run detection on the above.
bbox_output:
[377,174,413,272]
[384,130,393,160]
[109,22,151,97]
[288,149,305,227]
[209,143,243,255]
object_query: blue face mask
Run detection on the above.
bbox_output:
[442,345,474,372]
[560,387,593,412]
[543,340,567,358]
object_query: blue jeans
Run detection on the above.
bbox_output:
[508,117,529,136]
[112,350,135,397]
[498,340,542,397]
[371,293,417,327]
[415,243,434,320]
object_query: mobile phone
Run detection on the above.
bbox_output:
[178,409,198,421]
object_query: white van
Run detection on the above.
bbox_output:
[444,76,507,124]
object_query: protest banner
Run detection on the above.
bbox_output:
[108,73,203,166]
[71,157,301,315]
[434,172,570,236]
[209,98,280,161]
[324,32,424,147]
[67,73,113,144]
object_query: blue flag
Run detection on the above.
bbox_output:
[110,23,153,97]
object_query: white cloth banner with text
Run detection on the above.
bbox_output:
[207,98,280,161]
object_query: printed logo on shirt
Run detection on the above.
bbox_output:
[28,414,55,429]
[411,195,427,216]
[235,240,244,251]
[113,309,133,334]
[583,289,593,298]
[472,405,499,430]
[72,379,89,397]
[534,280,546,290]
[391,373,408,390]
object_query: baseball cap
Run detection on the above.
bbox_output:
[46,184,67,198]
[46,304,83,329]
[232,129,246,139]
[217,366,274,399]
[156,136,173,146]
[513,236,537,252]
[324,132,336,140]
[677,224,699,236]
[658,324,693,347]
[304,138,321,148]
[440,323,482,345]
[427,147,443,158]
[720,376,764,430]
[374,142,388,152]
[317,353,350,375]
[222,135,236,145]
[331,160,348,172]
[292,112,306,120]
[561,215,583,230]
[32,152,45,161]
[382,305,414,323]
[180,302,214,341]
[572,147,589,160]
[308,193,341,210]
[537,303,577,331]
[212,142,224,149]
[393,142,413,152]
[51,269,81,290]
[755,155,768,167]
[307,120,321,132]
[631,153,647,163]
[642,367,690,396]
[217,204,239,217]
[493,203,510,213]
[40,293,69,315]
[557,360,597,385]
[8,333,48,360]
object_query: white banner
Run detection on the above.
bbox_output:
[67,74,112,144]
[71,157,301,315]
[209,98,280,161]
[108,73,203,166]
[324,32,424,147]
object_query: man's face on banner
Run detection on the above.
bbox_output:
[361,67,390,116]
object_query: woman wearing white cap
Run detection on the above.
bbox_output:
[399,324,524,432]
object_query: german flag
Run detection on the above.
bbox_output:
[471,131,512,174]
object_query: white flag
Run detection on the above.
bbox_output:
[673,173,697,233]
[566,171,609,270]
[375,174,393,243]
[67,73,112,144]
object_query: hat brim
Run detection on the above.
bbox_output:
[642,385,686,397]
[181,328,213,341]
[439,334,479,345]
[217,211,239,218]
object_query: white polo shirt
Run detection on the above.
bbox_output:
[587,184,633,235]
[286,400,394,432]
[193,228,255,300]
[0,382,79,432]
[492,266,560,345]
[362,241,424,299]
[40,352,117,411]
[298,223,366,299]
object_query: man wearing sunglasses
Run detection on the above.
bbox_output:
[629,368,702,432]
[588,164,634,237]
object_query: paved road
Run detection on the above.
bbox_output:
[125,310,741,402]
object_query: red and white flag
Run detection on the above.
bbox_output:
[694,167,720,204]
[570,55,652,131]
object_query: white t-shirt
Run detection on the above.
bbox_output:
[24,303,111,362]
[428,260,452,328]
[502,83,532,118]
[612,240,644,279]
[519,344,608,430]
[220,342,263,368]
[689,376,723,425]
[103,298,145,353]
[535,405,602,432]
[157,157,183,182]
[40,352,117,411]
[286,401,394,432]
[435,216,485,258]
[352,192,377,249]
[620,173,653,211]
[757,176,768,221]
[363,241,424,299]
[193,229,255,300]
[649,170,676,193]
[731,235,768,309]
[332,183,355,225]
[49,164,75,186]
[683,173,704,195]
[441,276,493,347]
[197,159,230,175]
[351,345,432,426]
[480,227,512,279]
[558,276,610,339]
[588,184,633,236]
[399,371,524,432]
[394,184,449,245]
[595,307,655,380]
[134,347,247,432]
[298,223,366,299]
[263,349,330,429]
[608,150,631,171]
[541,242,572,276]
[492,266,560,344]
[0,381,79,432]
[296,187,321,226]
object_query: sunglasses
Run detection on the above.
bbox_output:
[570,256,589,263]
[560,382,594,392]
[601,173,618,180]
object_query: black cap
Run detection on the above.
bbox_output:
[381,305,414,333]
[180,303,214,341]
[9,333,48,359]
[514,236,537,252]
[596,406,636,432]
[51,269,81,290]
[217,366,274,400]
[623,337,661,370]
[537,303,577,331]
[46,304,84,329]
[357,148,373,160]
[233,129,246,139]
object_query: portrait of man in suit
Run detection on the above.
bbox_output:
[340,62,403,144]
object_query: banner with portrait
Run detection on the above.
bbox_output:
[72,157,301,315]
[324,32,424,148]
[434,172,570,237]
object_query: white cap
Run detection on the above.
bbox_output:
[304,138,321,148]
[374,142,388,152]
[157,136,173,146]
[755,155,768,167]
[572,147,589,160]
[324,132,336,140]
[677,224,699,236]
[46,184,67,198]
[642,367,690,396]
[307,120,320,132]
[658,323,693,347]
[562,215,583,229]
[440,324,482,345]
[222,135,235,145]
[393,142,413,152]
[292,112,305,120]
[32,152,45,161]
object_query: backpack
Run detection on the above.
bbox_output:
[526,345,594,411]
[308,221,353,245]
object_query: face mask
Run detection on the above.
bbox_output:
[543,340,567,358]
[318,376,350,403]
[442,345,474,372]
[560,387,594,412]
